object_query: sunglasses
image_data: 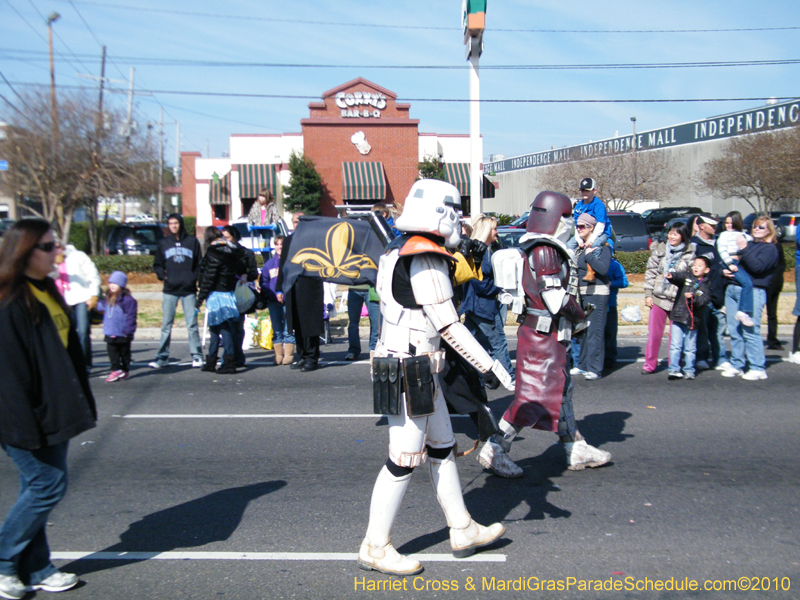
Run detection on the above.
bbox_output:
[34,241,59,252]
[576,224,592,230]
[753,224,768,230]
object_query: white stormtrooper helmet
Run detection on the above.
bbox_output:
[395,179,462,248]
[552,214,575,245]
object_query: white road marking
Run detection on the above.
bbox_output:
[51,551,505,563]
[115,414,472,419]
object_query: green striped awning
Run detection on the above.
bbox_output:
[444,163,496,198]
[237,163,279,199]
[444,163,470,195]
[209,171,231,206]
[342,162,386,201]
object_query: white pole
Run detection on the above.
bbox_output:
[469,40,482,218]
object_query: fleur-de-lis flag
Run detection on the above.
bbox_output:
[281,216,384,292]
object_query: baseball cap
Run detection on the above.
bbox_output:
[696,214,718,227]
[579,178,596,191]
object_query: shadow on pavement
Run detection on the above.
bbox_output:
[64,480,287,575]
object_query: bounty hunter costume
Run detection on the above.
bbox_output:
[477,191,612,478]
[358,180,514,577]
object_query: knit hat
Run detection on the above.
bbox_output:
[577,212,597,228]
[108,271,128,288]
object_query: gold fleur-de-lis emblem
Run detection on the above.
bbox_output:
[291,221,377,279]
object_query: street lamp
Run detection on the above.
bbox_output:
[47,12,61,160]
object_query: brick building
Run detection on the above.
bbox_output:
[182,77,487,232]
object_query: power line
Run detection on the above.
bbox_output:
[46,1,800,34]
[5,81,797,105]
[3,49,800,71]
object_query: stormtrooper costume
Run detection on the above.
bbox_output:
[359,180,513,577]
[478,191,612,478]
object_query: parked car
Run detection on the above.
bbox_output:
[608,212,652,252]
[105,222,165,255]
[231,217,285,256]
[496,226,526,249]
[509,211,529,228]
[742,211,792,235]
[775,213,800,242]
[644,206,702,235]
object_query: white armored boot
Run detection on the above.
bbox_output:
[428,450,505,558]
[563,439,612,470]
[477,419,523,478]
[359,465,423,576]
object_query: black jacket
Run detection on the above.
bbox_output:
[196,240,246,305]
[0,290,97,449]
[153,216,203,296]
[739,241,780,289]
[669,272,711,328]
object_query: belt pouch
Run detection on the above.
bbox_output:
[402,355,435,417]
[372,357,401,415]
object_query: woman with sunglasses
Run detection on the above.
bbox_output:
[0,219,97,598]
[721,216,780,380]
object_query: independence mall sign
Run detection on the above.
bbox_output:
[485,99,800,175]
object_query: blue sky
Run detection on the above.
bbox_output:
[2,0,798,165]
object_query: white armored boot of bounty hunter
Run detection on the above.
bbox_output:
[428,450,505,558]
[563,439,612,471]
[358,466,423,576]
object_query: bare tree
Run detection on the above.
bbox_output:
[698,126,800,213]
[0,90,157,245]
[539,150,681,211]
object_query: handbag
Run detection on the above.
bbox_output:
[234,279,256,314]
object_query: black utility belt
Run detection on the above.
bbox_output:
[372,355,435,417]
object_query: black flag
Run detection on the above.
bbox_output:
[281,216,384,292]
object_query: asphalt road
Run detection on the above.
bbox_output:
[1,334,798,600]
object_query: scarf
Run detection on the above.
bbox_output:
[660,242,685,293]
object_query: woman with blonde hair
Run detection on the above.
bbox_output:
[721,215,779,380]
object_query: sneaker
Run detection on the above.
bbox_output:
[742,369,768,381]
[105,370,123,383]
[28,571,78,593]
[0,574,26,600]
[564,440,612,470]
[477,440,523,478]
[118,371,130,381]
[696,360,710,370]
[191,356,204,368]
[148,359,169,369]
[735,311,755,327]
[569,367,584,375]
[583,372,601,381]
[667,371,683,380]
[715,361,732,371]
[721,367,744,378]
[786,352,800,365]
[344,353,360,361]
[684,372,696,380]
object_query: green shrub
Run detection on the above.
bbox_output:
[782,241,796,271]
[67,222,91,253]
[496,213,516,226]
[616,251,650,274]
[183,216,196,237]
[91,255,155,274]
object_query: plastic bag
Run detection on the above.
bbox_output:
[620,305,642,323]
[234,279,256,314]
[258,314,274,350]
[242,315,258,350]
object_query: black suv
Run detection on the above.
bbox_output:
[608,212,651,252]
[644,206,702,235]
[105,223,165,255]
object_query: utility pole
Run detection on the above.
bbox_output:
[120,67,135,223]
[47,12,60,164]
[463,0,486,218]
[158,107,164,224]
[631,116,637,194]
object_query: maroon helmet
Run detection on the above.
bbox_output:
[526,191,574,236]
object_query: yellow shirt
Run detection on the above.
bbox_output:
[28,283,70,348]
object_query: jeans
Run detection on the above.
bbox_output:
[156,293,202,361]
[208,319,235,359]
[725,285,767,372]
[463,312,514,375]
[346,289,379,355]
[604,305,618,368]
[731,265,754,315]
[578,294,608,376]
[267,301,295,345]
[669,322,697,375]
[71,301,92,368]
[0,442,68,585]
